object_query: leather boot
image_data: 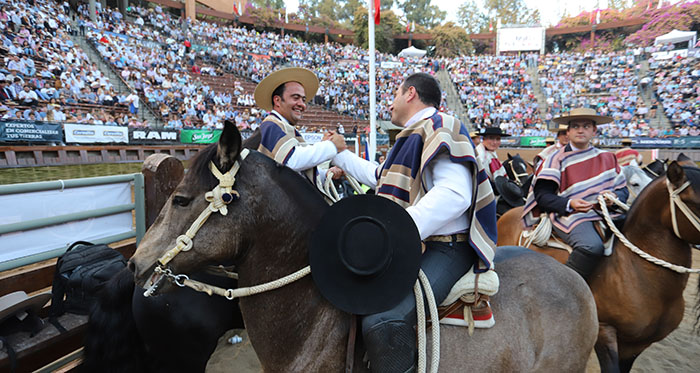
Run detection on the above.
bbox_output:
[565,249,602,281]
[364,320,417,373]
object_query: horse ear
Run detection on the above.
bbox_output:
[217,120,242,171]
[507,153,512,160]
[667,161,687,187]
[677,153,691,162]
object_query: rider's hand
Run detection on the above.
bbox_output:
[322,131,334,141]
[330,133,347,152]
[570,198,594,213]
[328,166,345,180]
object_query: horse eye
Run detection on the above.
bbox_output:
[172,195,191,207]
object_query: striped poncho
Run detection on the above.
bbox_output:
[257,112,318,185]
[522,146,626,233]
[475,143,506,183]
[376,111,498,272]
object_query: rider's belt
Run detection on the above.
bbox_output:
[424,233,468,243]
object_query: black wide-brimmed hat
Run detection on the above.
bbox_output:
[479,127,511,137]
[495,177,525,207]
[309,195,421,315]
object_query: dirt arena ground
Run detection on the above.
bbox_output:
[206,252,700,372]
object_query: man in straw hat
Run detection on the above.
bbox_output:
[533,124,569,170]
[475,127,510,186]
[331,72,497,372]
[522,108,628,282]
[470,130,481,149]
[254,67,347,186]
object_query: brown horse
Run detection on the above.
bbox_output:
[497,161,700,372]
[128,123,598,372]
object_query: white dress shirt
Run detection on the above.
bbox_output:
[270,110,336,179]
[333,107,473,239]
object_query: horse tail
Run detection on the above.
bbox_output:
[83,268,148,372]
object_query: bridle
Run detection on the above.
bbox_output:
[666,178,700,241]
[505,158,529,187]
[596,174,700,274]
[144,148,255,296]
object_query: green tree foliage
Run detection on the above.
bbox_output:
[483,0,540,26]
[353,6,403,54]
[457,0,489,34]
[431,22,473,57]
[608,0,630,10]
[249,0,286,9]
[399,0,447,29]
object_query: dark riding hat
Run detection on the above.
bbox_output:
[309,195,422,315]
[479,127,511,137]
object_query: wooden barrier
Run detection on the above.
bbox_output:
[0,144,206,168]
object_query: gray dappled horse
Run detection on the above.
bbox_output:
[129,122,598,372]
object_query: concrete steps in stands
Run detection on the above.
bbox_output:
[526,65,549,126]
[435,70,471,128]
[638,59,671,130]
[70,33,162,127]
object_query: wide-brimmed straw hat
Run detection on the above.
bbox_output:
[309,195,421,315]
[545,137,555,144]
[253,67,319,111]
[0,291,51,325]
[553,107,613,126]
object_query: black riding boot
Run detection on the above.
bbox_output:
[364,320,416,373]
[565,249,602,281]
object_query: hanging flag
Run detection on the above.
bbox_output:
[646,0,651,11]
[590,9,596,24]
[406,22,410,33]
[238,2,242,15]
[411,20,415,32]
[285,8,288,24]
[596,9,601,24]
[489,20,493,32]
[363,135,370,160]
[233,3,238,15]
[374,0,380,25]
[657,0,663,9]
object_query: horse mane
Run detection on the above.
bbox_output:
[83,268,148,373]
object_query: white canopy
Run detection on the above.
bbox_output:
[398,46,427,58]
[655,29,697,46]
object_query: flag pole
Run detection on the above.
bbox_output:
[368,0,377,162]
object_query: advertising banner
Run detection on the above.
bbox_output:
[180,129,222,144]
[519,136,546,147]
[498,27,545,52]
[0,120,63,142]
[129,128,179,144]
[64,123,128,143]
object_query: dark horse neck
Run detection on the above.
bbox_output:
[601,177,691,304]
[237,161,350,372]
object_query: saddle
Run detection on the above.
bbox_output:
[520,214,616,256]
[429,267,499,335]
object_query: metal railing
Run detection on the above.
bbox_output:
[0,173,145,271]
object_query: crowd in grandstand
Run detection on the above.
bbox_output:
[1,0,698,141]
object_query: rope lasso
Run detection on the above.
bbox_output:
[597,193,700,274]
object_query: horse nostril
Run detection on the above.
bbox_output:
[127,259,136,274]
